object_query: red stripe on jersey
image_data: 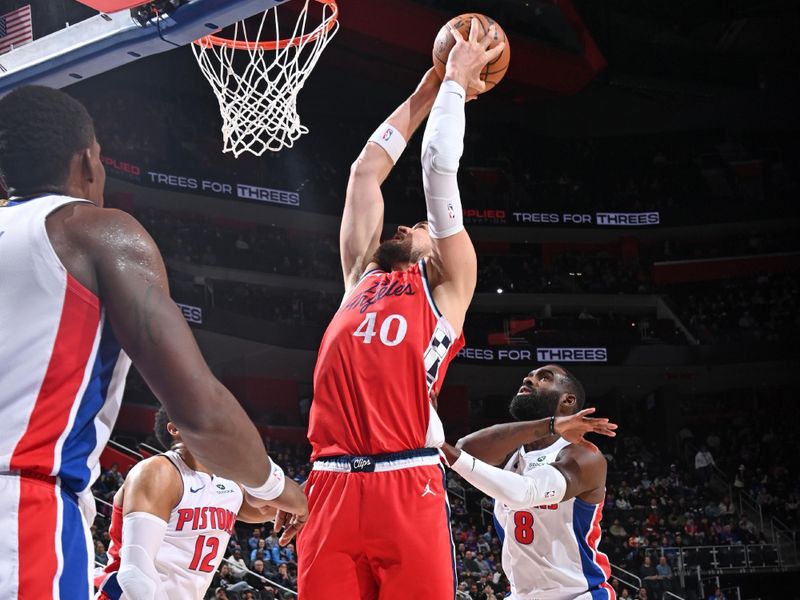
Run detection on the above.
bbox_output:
[102,502,124,577]
[17,477,59,596]
[587,502,612,579]
[10,274,100,474]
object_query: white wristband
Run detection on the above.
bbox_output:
[368,122,408,164]
[243,460,286,501]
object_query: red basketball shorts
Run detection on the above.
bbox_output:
[297,449,457,599]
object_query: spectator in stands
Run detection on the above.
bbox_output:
[264,528,280,550]
[104,463,125,488]
[463,550,482,579]
[637,586,649,600]
[273,563,296,591]
[214,587,229,600]
[247,527,262,551]
[639,555,660,598]
[94,541,108,566]
[475,552,491,577]
[251,538,268,564]
[707,587,727,600]
[270,542,295,566]
[246,559,270,594]
[610,518,628,539]
[695,445,716,483]
[656,556,672,578]
[480,583,499,600]
[228,549,248,581]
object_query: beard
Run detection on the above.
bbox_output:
[372,236,415,272]
[509,387,562,422]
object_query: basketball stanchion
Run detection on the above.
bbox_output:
[192,0,339,157]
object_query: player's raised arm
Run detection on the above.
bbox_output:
[422,20,505,335]
[73,207,300,513]
[457,408,618,466]
[340,69,441,292]
[441,440,607,508]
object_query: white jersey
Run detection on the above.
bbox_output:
[97,451,244,600]
[493,438,615,600]
[0,195,131,500]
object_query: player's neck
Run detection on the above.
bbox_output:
[173,445,212,475]
[525,434,560,452]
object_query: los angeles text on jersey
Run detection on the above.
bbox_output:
[343,279,415,313]
[175,507,237,534]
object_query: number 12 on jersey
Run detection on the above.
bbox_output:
[189,535,219,572]
[353,312,407,346]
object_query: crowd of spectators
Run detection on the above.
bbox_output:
[667,273,799,345]
[118,204,800,350]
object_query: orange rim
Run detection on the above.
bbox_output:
[193,0,338,51]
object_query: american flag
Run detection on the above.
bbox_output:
[0,5,33,55]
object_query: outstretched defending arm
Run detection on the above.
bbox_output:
[441,441,608,508]
[340,69,441,292]
[457,408,618,466]
[422,20,505,334]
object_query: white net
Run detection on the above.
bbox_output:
[192,0,339,157]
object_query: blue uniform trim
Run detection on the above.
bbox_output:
[419,259,443,318]
[98,572,123,600]
[441,464,457,599]
[572,497,611,599]
[492,500,506,545]
[58,488,90,599]
[59,319,122,493]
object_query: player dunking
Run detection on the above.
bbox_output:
[0,87,306,600]
[95,408,286,600]
[294,21,505,599]
[440,365,619,600]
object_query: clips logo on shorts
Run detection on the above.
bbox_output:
[350,456,375,472]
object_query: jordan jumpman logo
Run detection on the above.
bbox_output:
[421,478,437,497]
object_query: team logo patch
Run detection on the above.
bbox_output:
[350,456,375,472]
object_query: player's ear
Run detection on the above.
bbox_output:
[166,422,179,436]
[561,393,576,409]
[78,147,95,183]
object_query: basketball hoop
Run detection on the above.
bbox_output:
[192,0,339,156]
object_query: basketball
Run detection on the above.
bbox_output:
[432,13,510,96]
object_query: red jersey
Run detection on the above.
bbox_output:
[308,261,464,459]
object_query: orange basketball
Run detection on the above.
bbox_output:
[432,13,510,96]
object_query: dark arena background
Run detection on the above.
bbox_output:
[1,0,798,599]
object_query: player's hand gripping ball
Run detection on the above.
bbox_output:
[432,13,511,96]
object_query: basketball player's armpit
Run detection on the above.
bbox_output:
[450,451,567,510]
